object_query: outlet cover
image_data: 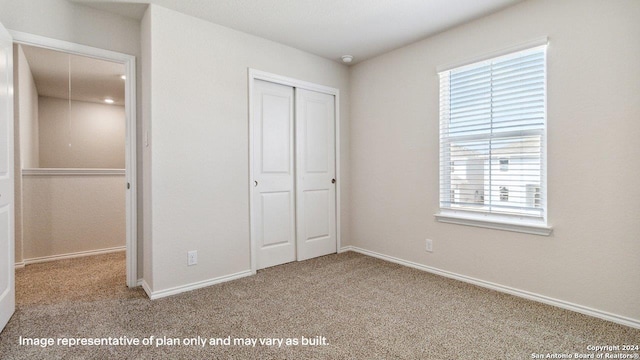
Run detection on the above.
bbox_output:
[426,239,433,253]
[187,250,198,266]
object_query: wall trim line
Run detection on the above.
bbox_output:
[22,168,125,176]
[145,270,253,300]
[21,246,125,265]
[340,246,640,329]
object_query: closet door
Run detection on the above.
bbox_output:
[252,80,296,270]
[295,89,336,261]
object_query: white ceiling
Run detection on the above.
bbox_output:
[73,0,523,64]
[20,44,126,106]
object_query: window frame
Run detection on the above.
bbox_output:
[435,40,552,236]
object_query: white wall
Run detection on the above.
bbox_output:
[143,5,350,292]
[0,0,144,276]
[38,96,125,169]
[13,43,40,264]
[13,43,41,264]
[348,0,640,322]
[0,0,140,57]
[141,8,153,292]
[21,173,125,260]
[15,44,39,168]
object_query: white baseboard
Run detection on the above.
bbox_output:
[144,270,253,300]
[20,246,126,265]
[14,262,25,269]
[337,246,352,254]
[140,279,153,299]
[341,246,640,330]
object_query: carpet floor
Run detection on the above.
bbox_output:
[0,251,638,359]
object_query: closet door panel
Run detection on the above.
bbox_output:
[295,88,336,261]
[252,80,296,269]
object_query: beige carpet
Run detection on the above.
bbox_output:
[0,251,638,359]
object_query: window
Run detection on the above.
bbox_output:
[437,44,550,234]
[499,158,509,171]
[499,186,509,201]
[526,184,541,208]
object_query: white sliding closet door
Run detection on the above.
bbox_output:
[295,89,336,261]
[252,80,296,270]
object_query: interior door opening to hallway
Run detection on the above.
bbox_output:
[250,71,339,271]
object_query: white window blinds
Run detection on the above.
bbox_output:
[439,45,547,219]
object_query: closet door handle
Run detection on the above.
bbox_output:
[254,180,258,187]
[331,179,336,184]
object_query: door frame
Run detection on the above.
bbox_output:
[248,69,341,274]
[0,20,16,333]
[10,31,138,288]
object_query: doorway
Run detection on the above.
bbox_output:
[249,70,341,272]
[11,31,137,288]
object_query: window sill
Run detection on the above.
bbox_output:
[434,212,552,236]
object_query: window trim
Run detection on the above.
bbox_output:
[435,39,552,236]
[435,210,552,236]
[436,37,549,73]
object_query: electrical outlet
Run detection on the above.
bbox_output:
[187,250,198,266]
[426,239,433,253]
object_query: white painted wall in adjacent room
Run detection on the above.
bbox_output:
[15,44,39,169]
[143,5,350,292]
[348,0,640,322]
[38,96,125,169]
[21,174,126,260]
[13,43,40,264]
